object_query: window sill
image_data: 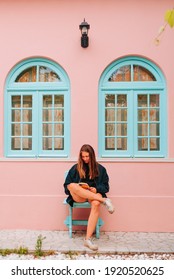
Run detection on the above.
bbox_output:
[0,157,174,163]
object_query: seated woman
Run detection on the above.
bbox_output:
[63,144,115,251]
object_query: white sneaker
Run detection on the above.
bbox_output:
[84,238,98,251]
[103,198,115,214]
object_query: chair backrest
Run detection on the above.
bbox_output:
[64,170,68,179]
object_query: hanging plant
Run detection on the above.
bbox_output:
[155,8,174,45]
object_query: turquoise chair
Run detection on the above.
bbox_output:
[63,172,104,238]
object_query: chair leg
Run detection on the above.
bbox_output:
[64,202,103,239]
[69,206,73,238]
[96,219,100,239]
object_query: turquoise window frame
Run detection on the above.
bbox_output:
[98,56,167,158]
[4,58,70,158]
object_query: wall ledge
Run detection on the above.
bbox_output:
[0,157,174,163]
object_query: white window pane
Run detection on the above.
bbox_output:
[43,95,52,107]
[11,138,21,150]
[12,124,21,136]
[39,66,61,82]
[43,124,52,136]
[117,109,127,121]
[43,138,52,150]
[54,138,64,150]
[150,124,159,136]
[150,95,159,107]
[117,138,127,150]
[109,66,131,82]
[23,96,32,108]
[23,124,32,136]
[138,124,148,136]
[22,138,32,150]
[54,124,64,136]
[15,67,36,82]
[138,95,148,107]
[150,138,160,151]
[23,110,32,122]
[105,95,115,107]
[12,110,21,122]
[105,124,115,136]
[12,96,21,107]
[133,65,156,81]
[43,109,52,121]
[54,109,64,121]
[117,95,127,107]
[54,95,64,107]
[117,124,127,136]
[138,138,148,151]
[105,138,115,150]
[150,109,159,121]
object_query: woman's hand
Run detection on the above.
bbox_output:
[89,187,97,193]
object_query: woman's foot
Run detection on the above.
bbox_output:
[103,198,115,214]
[84,238,98,251]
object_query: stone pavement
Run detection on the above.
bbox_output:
[0,230,174,254]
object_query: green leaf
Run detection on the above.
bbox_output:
[165,9,174,28]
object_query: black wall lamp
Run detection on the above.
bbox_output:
[79,19,90,48]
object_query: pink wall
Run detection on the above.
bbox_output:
[0,0,174,232]
[0,160,174,231]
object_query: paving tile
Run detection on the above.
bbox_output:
[0,230,174,254]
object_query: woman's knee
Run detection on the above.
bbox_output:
[67,183,78,192]
[91,200,101,208]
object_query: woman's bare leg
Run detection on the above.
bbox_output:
[67,183,105,203]
[67,184,114,250]
[86,194,102,239]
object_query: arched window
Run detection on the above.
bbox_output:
[98,56,166,158]
[5,58,70,158]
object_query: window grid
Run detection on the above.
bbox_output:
[42,94,64,151]
[11,95,33,151]
[104,94,128,151]
[5,58,70,158]
[108,64,156,82]
[137,93,160,152]
[15,65,61,83]
[99,57,166,158]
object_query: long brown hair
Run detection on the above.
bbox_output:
[77,144,99,179]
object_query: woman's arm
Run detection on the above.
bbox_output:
[95,165,110,195]
[63,164,79,195]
